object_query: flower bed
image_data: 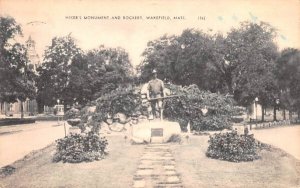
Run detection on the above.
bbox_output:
[53,133,108,163]
[206,131,259,162]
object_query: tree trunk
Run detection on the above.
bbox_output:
[283,108,286,120]
[21,101,24,119]
[226,79,233,94]
[261,105,265,122]
[273,106,277,121]
[289,110,292,120]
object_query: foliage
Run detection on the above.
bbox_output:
[64,107,80,119]
[223,21,279,112]
[36,42,134,108]
[84,46,134,100]
[167,134,182,143]
[80,85,141,133]
[275,48,300,115]
[36,34,82,107]
[138,22,280,115]
[0,165,16,177]
[137,29,222,92]
[53,132,108,163]
[0,16,36,118]
[164,84,236,131]
[206,131,259,162]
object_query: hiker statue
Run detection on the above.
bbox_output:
[147,69,165,120]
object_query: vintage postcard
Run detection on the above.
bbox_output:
[0,0,299,187]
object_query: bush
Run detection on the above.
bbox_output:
[65,107,80,120]
[206,131,259,162]
[53,133,108,163]
[83,85,142,133]
[164,84,236,131]
[167,134,182,143]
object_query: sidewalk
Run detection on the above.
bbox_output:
[0,121,69,167]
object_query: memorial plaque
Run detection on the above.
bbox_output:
[151,128,163,137]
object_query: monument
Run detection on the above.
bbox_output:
[131,70,181,144]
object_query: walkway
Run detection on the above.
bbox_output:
[133,144,183,188]
[0,121,69,167]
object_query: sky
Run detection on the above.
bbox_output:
[1,0,299,67]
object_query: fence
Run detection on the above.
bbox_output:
[247,119,300,130]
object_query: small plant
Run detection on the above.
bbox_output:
[206,131,259,162]
[0,165,16,177]
[167,134,182,143]
[53,132,108,163]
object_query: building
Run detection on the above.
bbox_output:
[0,36,40,117]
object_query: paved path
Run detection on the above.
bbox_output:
[133,144,183,188]
[252,125,300,160]
[0,121,69,167]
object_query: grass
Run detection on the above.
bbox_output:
[0,134,299,188]
[171,135,300,188]
[0,135,144,188]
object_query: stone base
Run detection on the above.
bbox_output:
[68,126,81,135]
[131,120,181,144]
[150,137,164,143]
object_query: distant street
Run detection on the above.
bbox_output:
[0,121,69,167]
[252,125,300,160]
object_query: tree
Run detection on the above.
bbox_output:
[37,39,134,109]
[223,21,279,121]
[276,48,300,119]
[85,46,134,100]
[0,16,36,118]
[36,34,82,108]
[138,29,222,92]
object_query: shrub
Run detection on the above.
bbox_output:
[167,134,182,143]
[206,131,259,162]
[81,84,237,132]
[53,133,108,163]
[0,118,35,126]
[65,107,80,120]
[83,85,142,133]
[164,84,236,131]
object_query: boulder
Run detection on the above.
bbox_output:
[87,106,97,113]
[113,113,128,124]
[109,121,125,132]
[99,121,111,134]
[131,120,181,144]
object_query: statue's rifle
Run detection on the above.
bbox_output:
[147,95,182,101]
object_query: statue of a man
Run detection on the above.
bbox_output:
[147,69,165,120]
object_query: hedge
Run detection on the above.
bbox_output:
[0,118,35,126]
